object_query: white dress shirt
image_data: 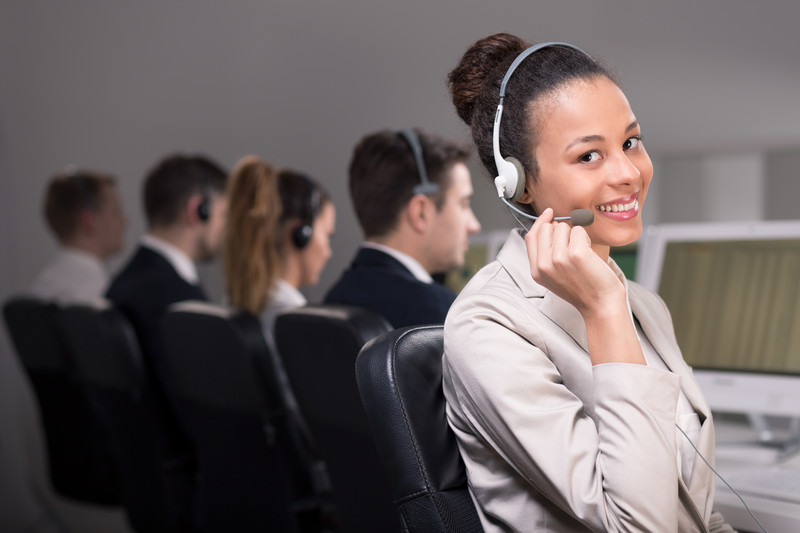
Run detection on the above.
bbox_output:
[360,241,432,283]
[140,234,199,285]
[30,247,108,303]
[259,279,308,356]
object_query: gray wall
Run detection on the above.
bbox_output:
[1,2,799,531]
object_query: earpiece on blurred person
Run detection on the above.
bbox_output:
[30,168,127,303]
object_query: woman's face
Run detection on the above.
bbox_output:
[523,76,653,255]
[298,202,336,287]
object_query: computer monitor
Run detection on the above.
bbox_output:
[635,221,800,423]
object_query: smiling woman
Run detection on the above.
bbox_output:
[441,33,735,532]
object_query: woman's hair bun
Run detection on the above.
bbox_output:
[447,33,530,126]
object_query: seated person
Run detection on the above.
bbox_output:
[442,33,734,532]
[31,168,127,303]
[324,128,481,328]
[223,156,335,495]
[106,153,228,383]
[224,158,335,348]
[105,152,227,531]
[263,169,336,353]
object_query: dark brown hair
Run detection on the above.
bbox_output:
[43,169,116,241]
[448,33,617,184]
[348,128,470,238]
[276,168,331,233]
[143,153,227,228]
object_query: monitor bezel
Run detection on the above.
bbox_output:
[635,220,800,417]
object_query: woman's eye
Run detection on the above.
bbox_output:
[579,151,601,163]
[623,136,641,150]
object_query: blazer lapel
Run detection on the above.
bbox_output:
[497,228,590,354]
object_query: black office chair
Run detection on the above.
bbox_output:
[59,299,195,533]
[2,296,120,505]
[161,301,331,533]
[355,325,483,533]
[276,304,397,533]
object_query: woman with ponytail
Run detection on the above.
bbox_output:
[442,33,734,532]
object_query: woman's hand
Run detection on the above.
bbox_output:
[525,208,625,319]
[526,208,644,365]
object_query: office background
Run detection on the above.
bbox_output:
[1,1,799,531]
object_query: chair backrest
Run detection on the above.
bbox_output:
[275,304,397,533]
[2,296,120,505]
[355,325,483,533]
[161,301,307,533]
[59,299,193,533]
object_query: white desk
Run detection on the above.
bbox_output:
[713,416,800,533]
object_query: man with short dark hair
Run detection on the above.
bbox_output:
[105,153,227,531]
[107,153,228,369]
[31,169,127,303]
[325,128,481,328]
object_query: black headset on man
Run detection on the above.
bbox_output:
[398,128,439,198]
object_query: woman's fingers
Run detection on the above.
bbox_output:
[525,208,553,272]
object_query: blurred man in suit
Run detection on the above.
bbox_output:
[107,153,228,374]
[105,153,227,530]
[325,129,480,328]
[31,168,127,303]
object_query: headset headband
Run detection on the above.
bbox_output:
[492,41,588,201]
[398,129,439,196]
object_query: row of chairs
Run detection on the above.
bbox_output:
[3,295,482,532]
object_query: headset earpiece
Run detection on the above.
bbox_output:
[501,156,526,201]
[197,170,211,222]
[196,197,210,222]
[292,223,313,249]
[290,175,321,250]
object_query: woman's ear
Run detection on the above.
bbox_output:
[516,175,536,206]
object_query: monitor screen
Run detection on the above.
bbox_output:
[636,221,800,417]
[659,238,800,374]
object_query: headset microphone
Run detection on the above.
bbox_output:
[501,197,594,228]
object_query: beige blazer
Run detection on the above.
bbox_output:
[443,230,732,532]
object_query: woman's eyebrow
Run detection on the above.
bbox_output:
[564,121,640,152]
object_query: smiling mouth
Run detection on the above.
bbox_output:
[596,199,638,213]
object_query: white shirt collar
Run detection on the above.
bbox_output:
[270,278,307,308]
[60,246,106,270]
[140,234,199,284]
[361,241,433,283]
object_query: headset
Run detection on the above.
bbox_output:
[291,175,321,249]
[492,41,588,202]
[398,129,440,197]
[196,171,211,222]
[492,42,594,228]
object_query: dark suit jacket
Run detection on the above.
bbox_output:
[106,245,206,377]
[105,245,204,525]
[324,247,456,328]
